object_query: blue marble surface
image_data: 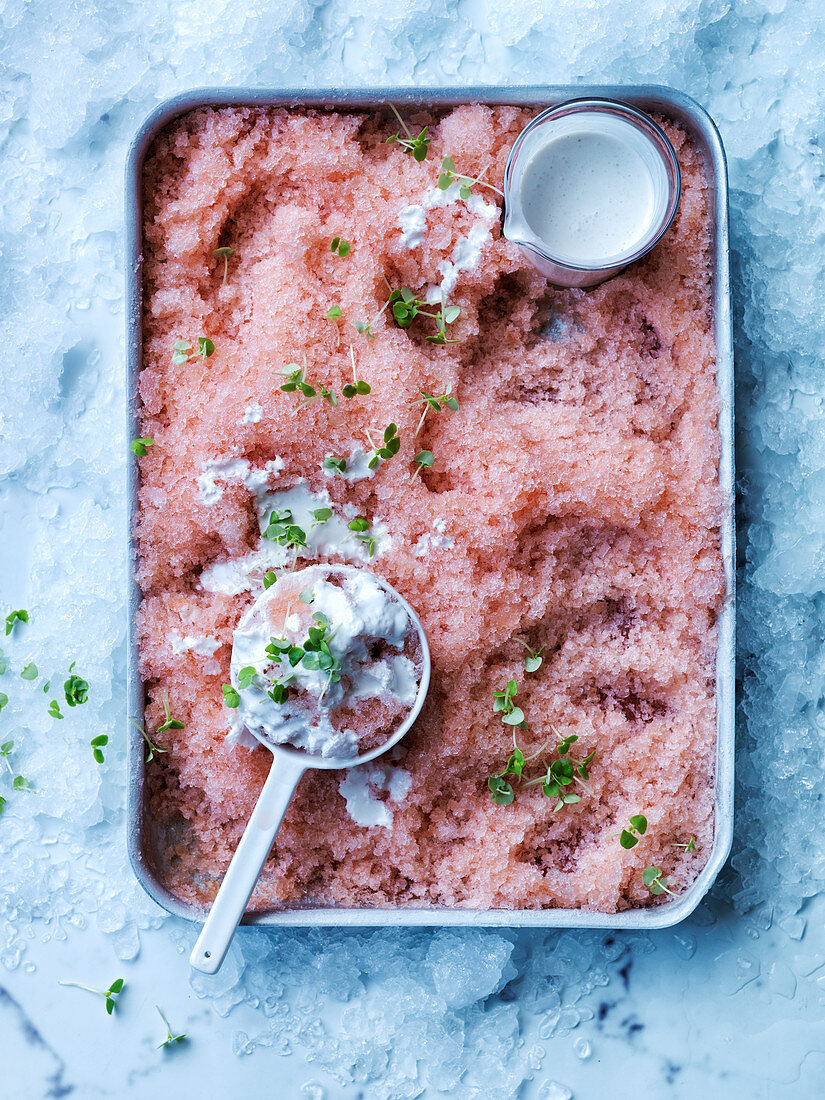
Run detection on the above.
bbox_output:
[2,1,825,1096]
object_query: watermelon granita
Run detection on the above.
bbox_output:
[134,103,725,913]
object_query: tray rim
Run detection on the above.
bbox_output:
[125,83,735,931]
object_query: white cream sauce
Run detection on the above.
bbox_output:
[338,762,412,828]
[519,131,655,264]
[199,482,391,596]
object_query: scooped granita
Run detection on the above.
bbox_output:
[135,103,725,913]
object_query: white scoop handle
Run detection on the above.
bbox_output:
[189,752,305,974]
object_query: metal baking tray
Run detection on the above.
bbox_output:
[126,85,734,930]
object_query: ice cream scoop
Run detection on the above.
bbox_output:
[189,565,430,974]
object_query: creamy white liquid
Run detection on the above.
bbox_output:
[520,131,655,264]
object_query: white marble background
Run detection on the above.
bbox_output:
[2,1,825,1097]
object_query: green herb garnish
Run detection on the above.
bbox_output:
[517,639,545,674]
[388,288,460,344]
[263,508,307,549]
[330,236,351,258]
[672,837,696,852]
[128,717,167,764]
[58,977,125,1016]
[221,684,240,708]
[90,734,108,764]
[437,156,504,199]
[156,1005,186,1048]
[312,507,332,525]
[4,610,28,636]
[157,688,184,734]
[48,700,64,720]
[0,739,26,794]
[620,814,648,850]
[326,305,342,319]
[366,423,401,470]
[237,666,257,690]
[410,383,459,436]
[197,336,215,360]
[0,693,7,711]
[643,866,679,897]
[299,589,315,604]
[487,774,514,806]
[492,679,525,727]
[64,664,89,706]
[347,516,376,557]
[213,246,235,284]
[411,450,434,478]
[280,356,338,409]
[342,344,371,398]
[323,455,347,475]
[488,715,594,814]
[20,662,37,681]
[130,438,154,456]
[172,338,215,365]
[386,103,430,161]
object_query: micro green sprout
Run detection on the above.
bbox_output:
[0,693,7,710]
[0,649,6,675]
[411,450,434,479]
[410,382,459,436]
[330,236,351,257]
[280,355,338,410]
[299,589,315,604]
[128,716,167,764]
[213,245,235,284]
[90,735,108,764]
[58,977,125,1016]
[323,455,347,475]
[437,156,504,199]
[366,422,401,470]
[48,700,64,720]
[1,739,35,796]
[386,103,431,161]
[492,679,525,728]
[264,615,343,702]
[488,711,595,813]
[354,296,393,340]
[156,1005,187,1049]
[388,288,461,344]
[263,570,278,589]
[5,610,28,636]
[221,684,240,708]
[20,662,37,681]
[326,305,342,319]
[348,516,376,557]
[130,437,154,456]
[157,688,185,734]
[64,663,89,706]
[643,866,680,897]
[620,814,648,850]
[671,837,697,852]
[263,508,307,549]
[172,337,215,365]
[342,345,371,399]
[517,639,545,674]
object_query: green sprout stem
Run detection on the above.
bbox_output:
[128,716,167,763]
[156,1005,186,1048]
[58,977,124,1015]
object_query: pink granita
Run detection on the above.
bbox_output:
[135,104,724,913]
